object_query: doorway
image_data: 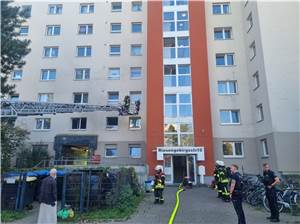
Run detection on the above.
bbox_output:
[173,156,187,183]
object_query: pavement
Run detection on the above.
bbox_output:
[6,186,300,224]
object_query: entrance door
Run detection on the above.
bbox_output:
[173,156,187,183]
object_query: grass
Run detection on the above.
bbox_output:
[59,194,144,223]
[1,210,28,222]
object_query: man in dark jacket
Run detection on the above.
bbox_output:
[37,168,57,224]
[262,163,280,223]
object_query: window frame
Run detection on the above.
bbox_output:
[43,47,59,58]
[129,145,142,158]
[12,70,23,80]
[249,41,256,60]
[46,25,61,36]
[48,4,62,15]
[78,24,93,35]
[247,13,253,32]
[131,44,142,56]
[107,91,119,105]
[109,45,121,56]
[256,104,264,122]
[214,27,232,40]
[111,2,122,12]
[41,69,56,81]
[220,110,240,125]
[19,26,29,36]
[75,68,90,80]
[38,93,54,103]
[35,118,51,130]
[73,92,88,104]
[106,117,119,130]
[130,67,142,79]
[80,3,94,14]
[261,139,269,157]
[217,80,238,95]
[129,116,142,130]
[216,53,235,66]
[71,117,87,130]
[108,67,121,80]
[105,144,118,157]
[253,71,260,90]
[212,3,230,15]
[223,141,244,158]
[110,23,121,33]
[77,46,92,57]
[132,1,142,12]
[131,22,142,33]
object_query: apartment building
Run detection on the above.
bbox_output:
[12,1,147,168]
[10,0,299,184]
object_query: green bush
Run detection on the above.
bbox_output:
[116,184,134,212]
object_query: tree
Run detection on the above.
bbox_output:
[1,121,30,171]
[1,0,31,98]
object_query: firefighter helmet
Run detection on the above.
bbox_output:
[216,160,225,166]
[155,165,163,172]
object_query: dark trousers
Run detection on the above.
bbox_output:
[232,197,246,224]
[154,188,164,202]
[266,188,279,219]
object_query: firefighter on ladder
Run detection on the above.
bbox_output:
[153,165,166,204]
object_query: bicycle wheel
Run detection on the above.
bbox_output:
[292,192,300,206]
[263,193,284,213]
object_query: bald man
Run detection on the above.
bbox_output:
[38,168,57,224]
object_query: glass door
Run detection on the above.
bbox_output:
[164,155,173,184]
[187,155,196,185]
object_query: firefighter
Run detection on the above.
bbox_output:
[214,160,223,198]
[218,161,230,202]
[153,165,166,204]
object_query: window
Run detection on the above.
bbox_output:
[20,26,29,36]
[247,13,253,32]
[223,142,244,157]
[105,145,117,157]
[12,70,22,80]
[77,46,91,57]
[164,123,194,147]
[216,53,234,66]
[163,0,175,6]
[48,4,62,14]
[178,64,191,86]
[214,27,232,40]
[164,93,192,118]
[71,117,87,130]
[212,3,230,15]
[10,94,19,102]
[220,110,240,124]
[21,5,32,17]
[129,145,141,158]
[36,118,51,130]
[130,67,142,79]
[130,91,141,103]
[108,68,120,80]
[176,0,188,5]
[253,71,260,90]
[131,44,142,56]
[217,81,237,94]
[46,25,61,36]
[78,24,93,34]
[177,37,190,58]
[163,37,176,59]
[107,91,119,104]
[75,68,90,80]
[163,12,175,32]
[111,23,121,33]
[132,22,142,33]
[80,3,94,14]
[106,117,118,129]
[73,92,88,104]
[41,69,56,80]
[129,117,141,129]
[111,2,122,12]
[110,45,121,56]
[164,64,176,87]
[132,2,142,12]
[256,104,264,122]
[249,41,256,60]
[177,11,189,31]
[261,139,269,157]
[38,93,53,103]
[44,47,59,58]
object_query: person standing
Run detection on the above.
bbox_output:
[262,163,280,222]
[229,164,246,224]
[214,161,222,198]
[218,161,230,202]
[37,168,57,224]
[153,165,166,204]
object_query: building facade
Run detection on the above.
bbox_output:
[10,0,299,184]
